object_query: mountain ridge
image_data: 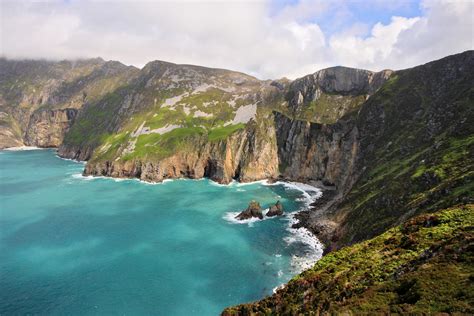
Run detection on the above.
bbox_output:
[1,50,472,313]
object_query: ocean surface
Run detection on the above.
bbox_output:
[0,149,322,315]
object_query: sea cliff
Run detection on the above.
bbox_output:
[1,51,473,313]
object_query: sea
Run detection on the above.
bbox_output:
[0,148,323,315]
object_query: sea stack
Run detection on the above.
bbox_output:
[235,201,263,220]
[266,201,284,217]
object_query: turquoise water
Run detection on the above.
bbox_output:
[0,149,321,315]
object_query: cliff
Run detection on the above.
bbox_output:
[281,67,392,124]
[58,60,283,183]
[0,57,138,148]
[324,51,474,249]
[82,109,279,183]
[1,52,473,313]
[224,50,474,315]
[24,108,78,147]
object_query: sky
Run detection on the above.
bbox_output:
[1,0,473,79]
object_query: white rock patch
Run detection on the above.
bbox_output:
[192,84,212,94]
[132,121,147,137]
[163,93,188,108]
[191,83,236,94]
[194,110,211,118]
[232,103,257,124]
[148,124,181,135]
[98,143,111,154]
[183,105,191,115]
[122,138,137,156]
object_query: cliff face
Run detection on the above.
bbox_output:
[0,111,23,148]
[83,110,279,183]
[281,67,392,124]
[275,112,358,190]
[56,60,283,183]
[56,63,390,184]
[0,58,138,148]
[273,67,393,196]
[24,108,78,147]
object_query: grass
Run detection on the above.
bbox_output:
[84,85,257,162]
[208,123,245,141]
[223,205,474,315]
[329,55,474,247]
[303,93,366,124]
[121,126,206,161]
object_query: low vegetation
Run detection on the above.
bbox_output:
[223,205,474,315]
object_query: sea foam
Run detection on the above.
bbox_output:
[223,208,271,227]
[3,146,46,151]
[263,181,324,273]
[284,212,324,273]
[223,179,325,275]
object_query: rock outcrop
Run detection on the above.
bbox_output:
[24,108,78,147]
[0,57,138,149]
[0,111,23,148]
[266,201,283,217]
[235,201,263,220]
[271,67,392,192]
[283,67,392,124]
[275,112,358,191]
[82,109,279,183]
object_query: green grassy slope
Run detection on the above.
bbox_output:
[329,51,474,248]
[63,61,269,162]
[224,51,474,315]
[223,204,474,315]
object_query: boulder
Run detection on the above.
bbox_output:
[235,201,263,220]
[266,200,284,217]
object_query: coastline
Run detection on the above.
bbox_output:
[2,146,49,151]
[75,145,334,255]
[70,166,328,277]
[3,146,332,274]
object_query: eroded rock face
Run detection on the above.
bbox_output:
[266,200,284,217]
[235,201,263,220]
[76,65,390,186]
[0,58,139,149]
[313,67,392,95]
[289,67,392,102]
[0,112,23,149]
[83,114,280,183]
[25,109,78,147]
[57,144,95,161]
[275,112,359,192]
[285,67,392,124]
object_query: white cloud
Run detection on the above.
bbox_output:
[328,0,474,71]
[0,0,473,79]
[329,16,421,68]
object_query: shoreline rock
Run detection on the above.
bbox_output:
[235,201,263,220]
[293,188,340,254]
[266,200,284,217]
